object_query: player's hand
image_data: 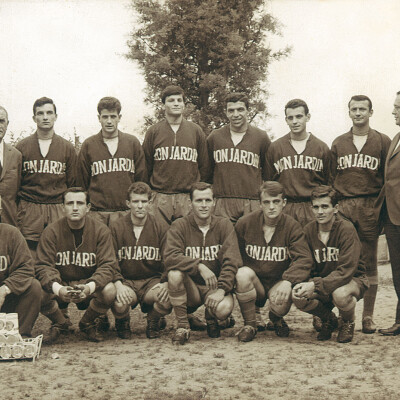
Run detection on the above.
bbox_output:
[74,284,91,302]
[0,286,8,309]
[59,286,74,303]
[271,280,292,306]
[116,284,135,305]
[152,282,169,304]
[293,282,315,299]
[205,288,225,312]
[198,263,218,290]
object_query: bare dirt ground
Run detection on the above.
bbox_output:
[3,263,400,400]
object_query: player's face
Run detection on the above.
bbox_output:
[311,196,338,227]
[191,189,215,222]
[392,95,400,126]
[163,94,185,117]
[63,192,90,223]
[348,100,373,128]
[226,101,248,132]
[126,193,151,220]
[98,108,121,137]
[33,103,57,131]
[260,192,286,220]
[0,109,9,141]
[285,106,310,136]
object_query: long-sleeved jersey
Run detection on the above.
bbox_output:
[235,210,312,285]
[304,216,368,296]
[331,128,391,198]
[163,214,242,293]
[143,119,210,193]
[266,133,331,201]
[207,125,271,199]
[16,132,76,203]
[35,216,117,292]
[110,213,169,282]
[77,131,147,211]
[0,224,34,295]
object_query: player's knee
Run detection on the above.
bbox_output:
[26,279,42,299]
[270,300,291,317]
[112,302,130,316]
[332,286,352,309]
[168,270,184,289]
[214,296,234,320]
[235,267,255,290]
[101,282,117,304]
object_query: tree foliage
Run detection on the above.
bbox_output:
[127,0,290,133]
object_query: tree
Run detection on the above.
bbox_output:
[127,0,290,133]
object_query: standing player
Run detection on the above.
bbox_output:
[163,182,241,344]
[293,186,369,343]
[376,91,400,336]
[77,97,147,226]
[331,95,391,334]
[110,182,171,339]
[16,97,77,254]
[266,99,331,227]
[234,181,312,342]
[0,106,22,226]
[36,187,117,342]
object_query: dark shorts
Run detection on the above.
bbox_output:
[283,201,314,228]
[151,192,191,224]
[214,198,260,224]
[17,200,64,241]
[183,275,220,314]
[255,278,279,308]
[124,277,161,312]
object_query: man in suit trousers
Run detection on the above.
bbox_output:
[0,106,22,226]
[376,91,400,335]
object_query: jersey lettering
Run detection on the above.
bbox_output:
[118,246,161,261]
[153,146,198,162]
[314,247,339,263]
[185,245,221,261]
[245,245,288,262]
[336,153,379,171]
[23,160,66,175]
[91,158,135,176]
[273,155,323,174]
[55,251,96,267]
[213,148,259,168]
[0,256,9,272]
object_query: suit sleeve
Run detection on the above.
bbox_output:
[282,222,313,285]
[2,228,34,295]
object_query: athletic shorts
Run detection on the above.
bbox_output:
[151,192,191,224]
[255,278,280,308]
[17,200,64,241]
[89,210,129,227]
[283,201,314,228]
[214,198,260,225]
[124,277,161,313]
[316,277,368,304]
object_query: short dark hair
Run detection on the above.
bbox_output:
[225,93,249,110]
[97,97,122,114]
[190,182,214,201]
[161,86,185,104]
[33,97,56,115]
[259,181,285,200]
[285,99,309,116]
[0,106,8,120]
[397,90,400,95]
[127,182,152,201]
[62,187,90,205]
[348,95,372,111]
[310,185,339,207]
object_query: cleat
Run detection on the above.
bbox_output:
[79,320,104,342]
[206,318,221,338]
[237,325,257,342]
[313,316,323,332]
[337,320,355,343]
[219,316,235,330]
[317,313,338,341]
[115,317,132,339]
[362,317,376,334]
[146,317,160,339]
[188,315,207,331]
[158,316,167,331]
[96,314,111,332]
[48,322,71,343]
[172,327,190,345]
[378,323,400,336]
[273,317,290,338]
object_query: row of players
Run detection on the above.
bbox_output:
[0,182,367,344]
[1,88,400,338]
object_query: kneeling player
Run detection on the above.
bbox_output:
[110,182,171,339]
[36,188,117,342]
[164,182,241,344]
[235,181,312,342]
[292,186,368,343]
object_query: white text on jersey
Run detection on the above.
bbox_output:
[118,246,161,261]
[23,160,66,175]
[154,146,198,162]
[91,158,136,176]
[246,245,288,262]
[274,155,323,174]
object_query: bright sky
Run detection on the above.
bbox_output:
[1,0,400,145]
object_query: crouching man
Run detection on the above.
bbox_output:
[292,185,369,343]
[36,187,117,342]
[0,196,41,337]
[235,181,312,342]
[110,182,171,339]
[164,182,241,345]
